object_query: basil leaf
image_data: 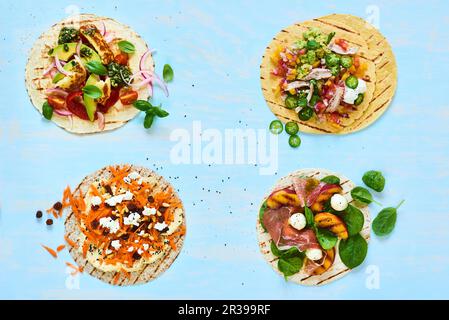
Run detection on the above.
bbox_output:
[343,204,364,236]
[304,206,314,227]
[362,170,386,192]
[152,106,169,118]
[259,201,268,231]
[118,40,135,54]
[163,64,174,82]
[372,200,404,236]
[133,100,152,111]
[320,175,340,185]
[351,186,380,206]
[278,256,304,278]
[82,85,102,99]
[42,101,53,120]
[315,227,338,250]
[339,234,368,269]
[86,61,107,76]
[143,112,154,129]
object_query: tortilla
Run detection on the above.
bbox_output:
[260,14,396,134]
[64,165,186,286]
[25,14,154,134]
[256,168,370,286]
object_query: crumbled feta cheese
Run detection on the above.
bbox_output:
[142,207,156,216]
[128,171,141,180]
[138,230,145,236]
[154,221,168,231]
[91,196,102,206]
[105,249,112,255]
[127,246,134,252]
[137,178,143,185]
[105,191,134,206]
[134,240,139,243]
[124,212,141,226]
[123,177,131,184]
[99,217,120,234]
[122,191,133,201]
[111,240,121,250]
[137,248,144,255]
[143,243,149,251]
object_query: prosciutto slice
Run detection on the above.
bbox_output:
[263,207,320,252]
[292,176,339,208]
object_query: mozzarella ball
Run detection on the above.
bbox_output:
[330,194,348,211]
[306,248,323,261]
[288,213,306,231]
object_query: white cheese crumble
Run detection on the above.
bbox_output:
[127,246,134,252]
[128,171,141,180]
[105,249,112,255]
[123,177,131,184]
[105,191,134,206]
[142,243,149,251]
[111,240,121,250]
[91,196,102,206]
[124,212,141,226]
[137,248,144,255]
[154,221,168,231]
[122,191,133,201]
[142,207,156,216]
[99,217,120,234]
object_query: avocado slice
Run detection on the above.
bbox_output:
[50,42,101,63]
[83,74,102,122]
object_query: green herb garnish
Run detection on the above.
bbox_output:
[351,186,381,206]
[118,40,135,54]
[163,64,174,82]
[362,170,386,192]
[42,101,53,120]
[372,200,404,236]
[86,61,107,76]
[320,175,340,185]
[339,233,368,269]
[133,100,170,129]
[107,62,131,87]
[82,85,103,99]
[58,27,79,44]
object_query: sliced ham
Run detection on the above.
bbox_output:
[328,42,358,55]
[263,206,320,252]
[303,250,328,275]
[292,177,307,207]
[304,68,332,81]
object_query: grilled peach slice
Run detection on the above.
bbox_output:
[313,248,335,275]
[314,212,349,239]
[311,185,343,212]
[266,188,301,209]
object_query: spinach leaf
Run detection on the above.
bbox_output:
[163,64,174,82]
[362,170,385,192]
[343,204,364,236]
[259,201,268,231]
[278,256,304,278]
[339,233,368,269]
[270,241,282,257]
[320,175,340,185]
[372,200,404,236]
[315,227,337,250]
[304,206,315,227]
[351,186,381,206]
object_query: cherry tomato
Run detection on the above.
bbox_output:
[114,53,129,65]
[335,38,349,51]
[66,91,90,120]
[119,89,138,105]
[47,95,66,110]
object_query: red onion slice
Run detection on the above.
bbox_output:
[45,88,69,98]
[43,60,56,76]
[97,112,105,130]
[54,108,73,116]
[75,40,82,57]
[99,21,106,36]
[55,56,73,76]
[139,50,153,79]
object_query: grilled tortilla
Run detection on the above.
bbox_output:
[260,14,396,134]
[256,168,370,286]
[25,14,154,134]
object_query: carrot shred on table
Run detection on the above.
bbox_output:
[64,234,78,248]
[56,244,66,252]
[41,245,57,259]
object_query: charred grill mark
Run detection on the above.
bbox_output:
[273,113,334,133]
[373,84,392,101]
[314,19,360,35]
[316,268,350,285]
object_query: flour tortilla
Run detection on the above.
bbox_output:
[256,168,370,286]
[64,165,186,286]
[260,14,396,134]
[25,14,154,134]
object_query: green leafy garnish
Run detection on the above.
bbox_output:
[351,186,381,206]
[58,27,79,44]
[118,40,135,54]
[304,206,314,227]
[82,85,103,99]
[339,234,368,269]
[107,62,131,87]
[272,245,305,278]
[144,113,154,129]
[86,61,107,76]
[315,227,338,250]
[259,201,268,231]
[342,204,364,236]
[163,64,174,82]
[372,200,404,236]
[362,170,386,192]
[133,100,152,111]
[133,100,170,129]
[42,101,53,120]
[320,175,340,185]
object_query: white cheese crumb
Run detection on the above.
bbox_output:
[128,171,141,180]
[105,249,112,255]
[123,177,131,184]
[123,212,141,226]
[91,196,102,206]
[142,243,149,251]
[122,191,133,201]
[137,248,144,255]
[154,221,168,231]
[99,217,120,234]
[142,207,156,216]
[111,240,121,250]
[127,246,134,252]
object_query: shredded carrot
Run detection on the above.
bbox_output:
[56,244,66,252]
[113,272,121,284]
[41,245,58,258]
